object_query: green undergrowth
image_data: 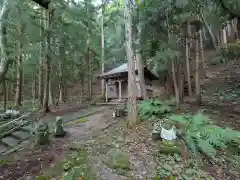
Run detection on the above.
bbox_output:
[105,150,131,175]
[65,117,89,126]
[220,39,240,62]
[214,85,240,103]
[169,113,240,158]
[154,153,212,179]
[64,109,103,126]
[138,98,240,177]
[138,98,175,121]
[96,134,131,175]
[41,145,96,180]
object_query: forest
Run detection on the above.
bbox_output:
[0,0,240,179]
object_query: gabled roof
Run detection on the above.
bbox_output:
[98,63,158,80]
[31,0,50,9]
[100,63,129,77]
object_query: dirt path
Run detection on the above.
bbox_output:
[66,107,157,179]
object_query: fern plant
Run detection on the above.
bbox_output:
[220,39,240,62]
[138,98,175,120]
[169,112,240,158]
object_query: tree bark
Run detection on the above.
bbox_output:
[0,0,15,82]
[58,38,65,103]
[124,0,137,128]
[178,65,184,101]
[135,11,148,100]
[32,73,36,108]
[199,29,207,77]
[85,0,92,101]
[87,49,92,100]
[237,17,240,38]
[43,8,51,113]
[101,1,105,98]
[7,83,14,102]
[58,83,64,103]
[200,13,217,50]
[80,76,84,103]
[222,28,227,44]
[14,54,23,107]
[165,69,174,96]
[185,23,192,96]
[48,79,54,105]
[226,20,232,38]
[195,33,201,105]
[171,59,180,110]
[15,24,24,107]
[2,79,6,111]
[38,8,44,106]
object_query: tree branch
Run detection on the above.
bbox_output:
[218,0,240,18]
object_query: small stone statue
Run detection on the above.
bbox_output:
[37,122,50,145]
[115,103,127,117]
[54,116,66,137]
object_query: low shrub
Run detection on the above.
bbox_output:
[220,39,240,62]
[138,98,175,120]
[169,112,240,158]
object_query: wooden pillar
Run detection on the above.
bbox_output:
[105,80,108,102]
[118,81,122,101]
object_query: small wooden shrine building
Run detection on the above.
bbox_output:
[98,63,159,101]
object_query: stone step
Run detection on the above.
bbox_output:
[11,131,31,140]
[0,143,8,154]
[21,125,34,132]
[1,136,20,147]
[14,120,29,125]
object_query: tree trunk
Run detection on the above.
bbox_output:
[135,12,148,100]
[48,79,54,106]
[15,22,24,108]
[7,83,13,102]
[0,0,15,81]
[32,74,36,108]
[14,54,23,107]
[101,1,105,98]
[226,21,231,38]
[178,65,184,101]
[58,83,64,103]
[80,76,84,103]
[43,8,51,113]
[237,17,240,38]
[195,33,201,105]
[2,79,6,111]
[200,13,217,50]
[172,60,180,110]
[38,8,44,106]
[217,31,221,46]
[185,23,192,96]
[222,28,227,44]
[87,50,92,100]
[203,26,207,40]
[165,70,174,95]
[38,59,44,106]
[85,0,92,100]
[124,0,137,128]
[199,29,207,77]
[58,38,65,103]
